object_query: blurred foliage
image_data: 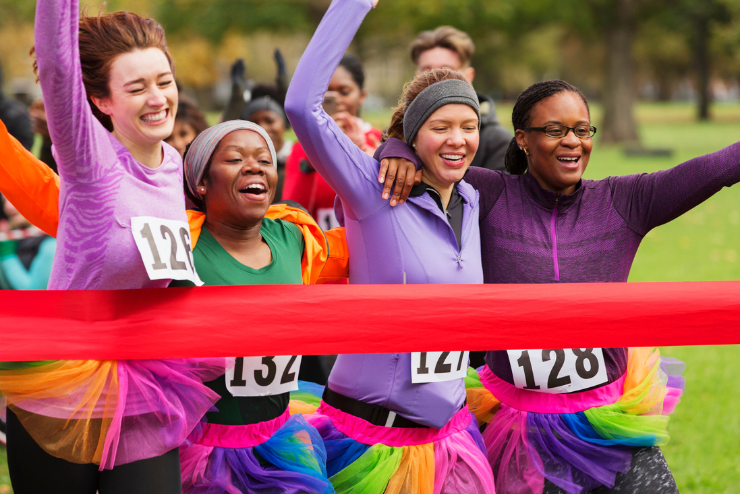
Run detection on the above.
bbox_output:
[0,0,738,118]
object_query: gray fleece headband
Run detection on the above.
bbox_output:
[241,96,288,126]
[403,79,481,145]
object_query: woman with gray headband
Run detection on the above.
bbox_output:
[171,120,341,494]
[285,0,495,491]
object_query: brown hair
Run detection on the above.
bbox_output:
[410,26,475,68]
[175,96,209,135]
[33,9,174,132]
[384,68,469,142]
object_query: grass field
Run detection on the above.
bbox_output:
[4,102,740,492]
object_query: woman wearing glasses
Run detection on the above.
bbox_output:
[380,79,740,493]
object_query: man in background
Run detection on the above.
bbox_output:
[411,26,511,171]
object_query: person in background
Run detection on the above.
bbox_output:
[411,26,511,172]
[0,197,56,291]
[241,96,292,202]
[283,54,382,230]
[29,99,57,173]
[0,63,35,227]
[164,95,209,158]
[0,64,33,152]
[223,48,290,123]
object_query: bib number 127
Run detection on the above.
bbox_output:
[131,216,203,285]
[411,351,469,383]
[506,348,608,394]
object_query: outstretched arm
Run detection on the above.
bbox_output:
[610,142,740,235]
[284,0,386,221]
[35,0,117,183]
[0,119,60,237]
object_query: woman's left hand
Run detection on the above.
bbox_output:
[378,158,422,206]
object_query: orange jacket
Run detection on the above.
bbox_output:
[0,120,348,284]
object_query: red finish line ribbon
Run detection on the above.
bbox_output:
[1,281,739,361]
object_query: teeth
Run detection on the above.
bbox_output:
[242,184,266,194]
[558,157,579,162]
[141,110,167,123]
[441,154,463,161]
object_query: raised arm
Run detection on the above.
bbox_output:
[284,0,385,220]
[0,120,60,237]
[35,0,117,183]
[609,142,740,235]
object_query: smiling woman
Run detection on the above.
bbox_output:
[284,0,495,491]
[379,78,740,494]
[0,2,224,493]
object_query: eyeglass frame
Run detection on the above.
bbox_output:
[523,124,597,139]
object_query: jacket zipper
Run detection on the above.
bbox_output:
[551,197,560,281]
[426,188,462,266]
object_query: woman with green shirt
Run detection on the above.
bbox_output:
[171,120,334,494]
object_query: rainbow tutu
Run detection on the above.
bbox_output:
[180,409,333,494]
[306,402,496,494]
[467,348,685,494]
[0,358,225,469]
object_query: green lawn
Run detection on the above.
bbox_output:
[6,102,740,492]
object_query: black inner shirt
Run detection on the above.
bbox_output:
[409,181,465,249]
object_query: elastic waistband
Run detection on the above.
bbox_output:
[478,365,624,414]
[188,409,290,449]
[316,401,472,447]
[323,386,429,428]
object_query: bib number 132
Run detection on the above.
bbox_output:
[411,351,469,384]
[131,216,203,286]
[507,348,608,394]
[226,356,302,397]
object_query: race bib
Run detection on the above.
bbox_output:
[507,348,608,394]
[411,351,469,384]
[131,216,203,286]
[316,208,340,230]
[226,356,302,397]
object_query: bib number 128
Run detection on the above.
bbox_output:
[506,348,608,394]
[131,216,203,285]
[411,351,469,383]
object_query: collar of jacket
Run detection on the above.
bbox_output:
[186,202,334,285]
[522,170,584,212]
[408,180,475,204]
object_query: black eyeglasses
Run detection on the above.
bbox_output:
[523,124,597,139]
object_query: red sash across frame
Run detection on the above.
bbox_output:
[1,281,739,361]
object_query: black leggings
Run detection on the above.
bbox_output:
[7,408,182,494]
[543,446,679,494]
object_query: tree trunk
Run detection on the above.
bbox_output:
[694,17,711,121]
[599,0,640,145]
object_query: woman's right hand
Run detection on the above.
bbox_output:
[378,157,421,206]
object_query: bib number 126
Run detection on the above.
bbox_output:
[131,216,203,285]
[411,351,468,384]
[506,348,608,394]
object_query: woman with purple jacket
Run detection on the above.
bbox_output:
[285,0,495,491]
[380,79,740,493]
[0,1,223,492]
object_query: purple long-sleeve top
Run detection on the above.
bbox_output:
[35,0,187,290]
[285,0,483,428]
[381,137,740,388]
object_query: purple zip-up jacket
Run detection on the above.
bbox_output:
[36,0,187,291]
[285,0,483,428]
[381,137,740,388]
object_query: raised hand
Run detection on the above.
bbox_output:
[274,49,287,77]
[230,58,246,86]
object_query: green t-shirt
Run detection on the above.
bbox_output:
[171,218,304,425]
